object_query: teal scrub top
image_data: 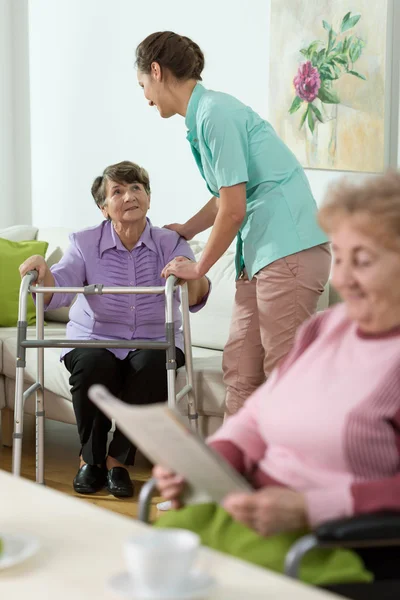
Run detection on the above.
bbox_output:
[185,84,328,279]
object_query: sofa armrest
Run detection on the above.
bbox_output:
[315,512,400,546]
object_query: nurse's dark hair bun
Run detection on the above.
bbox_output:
[136,31,205,81]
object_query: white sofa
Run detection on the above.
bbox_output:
[0,225,334,446]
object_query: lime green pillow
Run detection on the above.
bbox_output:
[0,238,49,326]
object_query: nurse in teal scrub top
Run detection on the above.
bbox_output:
[136,32,331,417]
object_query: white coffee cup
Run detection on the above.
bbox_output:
[124,528,200,596]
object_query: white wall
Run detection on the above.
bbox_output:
[0,0,32,229]
[26,0,400,236]
[28,0,269,237]
[0,0,15,228]
[11,0,32,225]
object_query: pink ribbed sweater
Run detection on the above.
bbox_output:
[209,304,400,526]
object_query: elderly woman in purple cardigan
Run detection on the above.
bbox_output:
[20,161,210,498]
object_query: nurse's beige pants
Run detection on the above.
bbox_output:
[222,243,332,417]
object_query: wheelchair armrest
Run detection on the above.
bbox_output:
[138,477,159,523]
[285,512,400,579]
[315,512,400,546]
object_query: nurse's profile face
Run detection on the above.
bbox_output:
[137,65,177,119]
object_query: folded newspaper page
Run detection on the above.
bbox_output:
[88,384,252,504]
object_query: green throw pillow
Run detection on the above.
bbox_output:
[0,238,49,327]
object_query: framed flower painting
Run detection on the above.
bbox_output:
[268,0,394,172]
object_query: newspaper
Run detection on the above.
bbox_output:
[88,385,252,504]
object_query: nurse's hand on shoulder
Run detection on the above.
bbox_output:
[164,223,193,240]
[223,487,308,536]
[162,256,204,281]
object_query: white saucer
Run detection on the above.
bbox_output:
[156,500,172,511]
[108,568,216,599]
[0,533,40,570]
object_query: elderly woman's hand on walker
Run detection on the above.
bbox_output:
[19,255,55,305]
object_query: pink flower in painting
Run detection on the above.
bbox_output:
[293,61,321,102]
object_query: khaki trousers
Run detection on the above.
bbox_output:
[223,243,331,416]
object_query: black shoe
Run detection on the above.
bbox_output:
[73,464,106,494]
[107,467,134,498]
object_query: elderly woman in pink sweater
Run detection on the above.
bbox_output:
[154,171,400,584]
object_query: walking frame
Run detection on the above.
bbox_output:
[12,270,199,484]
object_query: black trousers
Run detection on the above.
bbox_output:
[64,348,185,466]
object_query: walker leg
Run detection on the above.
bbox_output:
[12,366,25,476]
[166,323,177,411]
[13,271,38,477]
[36,394,45,483]
[165,279,178,411]
[180,284,199,433]
[187,391,199,434]
[36,293,45,484]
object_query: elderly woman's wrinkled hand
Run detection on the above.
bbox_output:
[19,255,49,284]
[162,256,203,282]
[153,464,185,509]
[222,487,308,536]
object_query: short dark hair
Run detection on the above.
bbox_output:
[136,31,205,81]
[91,161,151,209]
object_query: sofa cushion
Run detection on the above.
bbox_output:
[188,240,236,351]
[0,375,5,410]
[0,225,38,242]
[0,327,15,372]
[0,326,24,372]
[44,305,72,324]
[177,347,225,417]
[0,238,49,327]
